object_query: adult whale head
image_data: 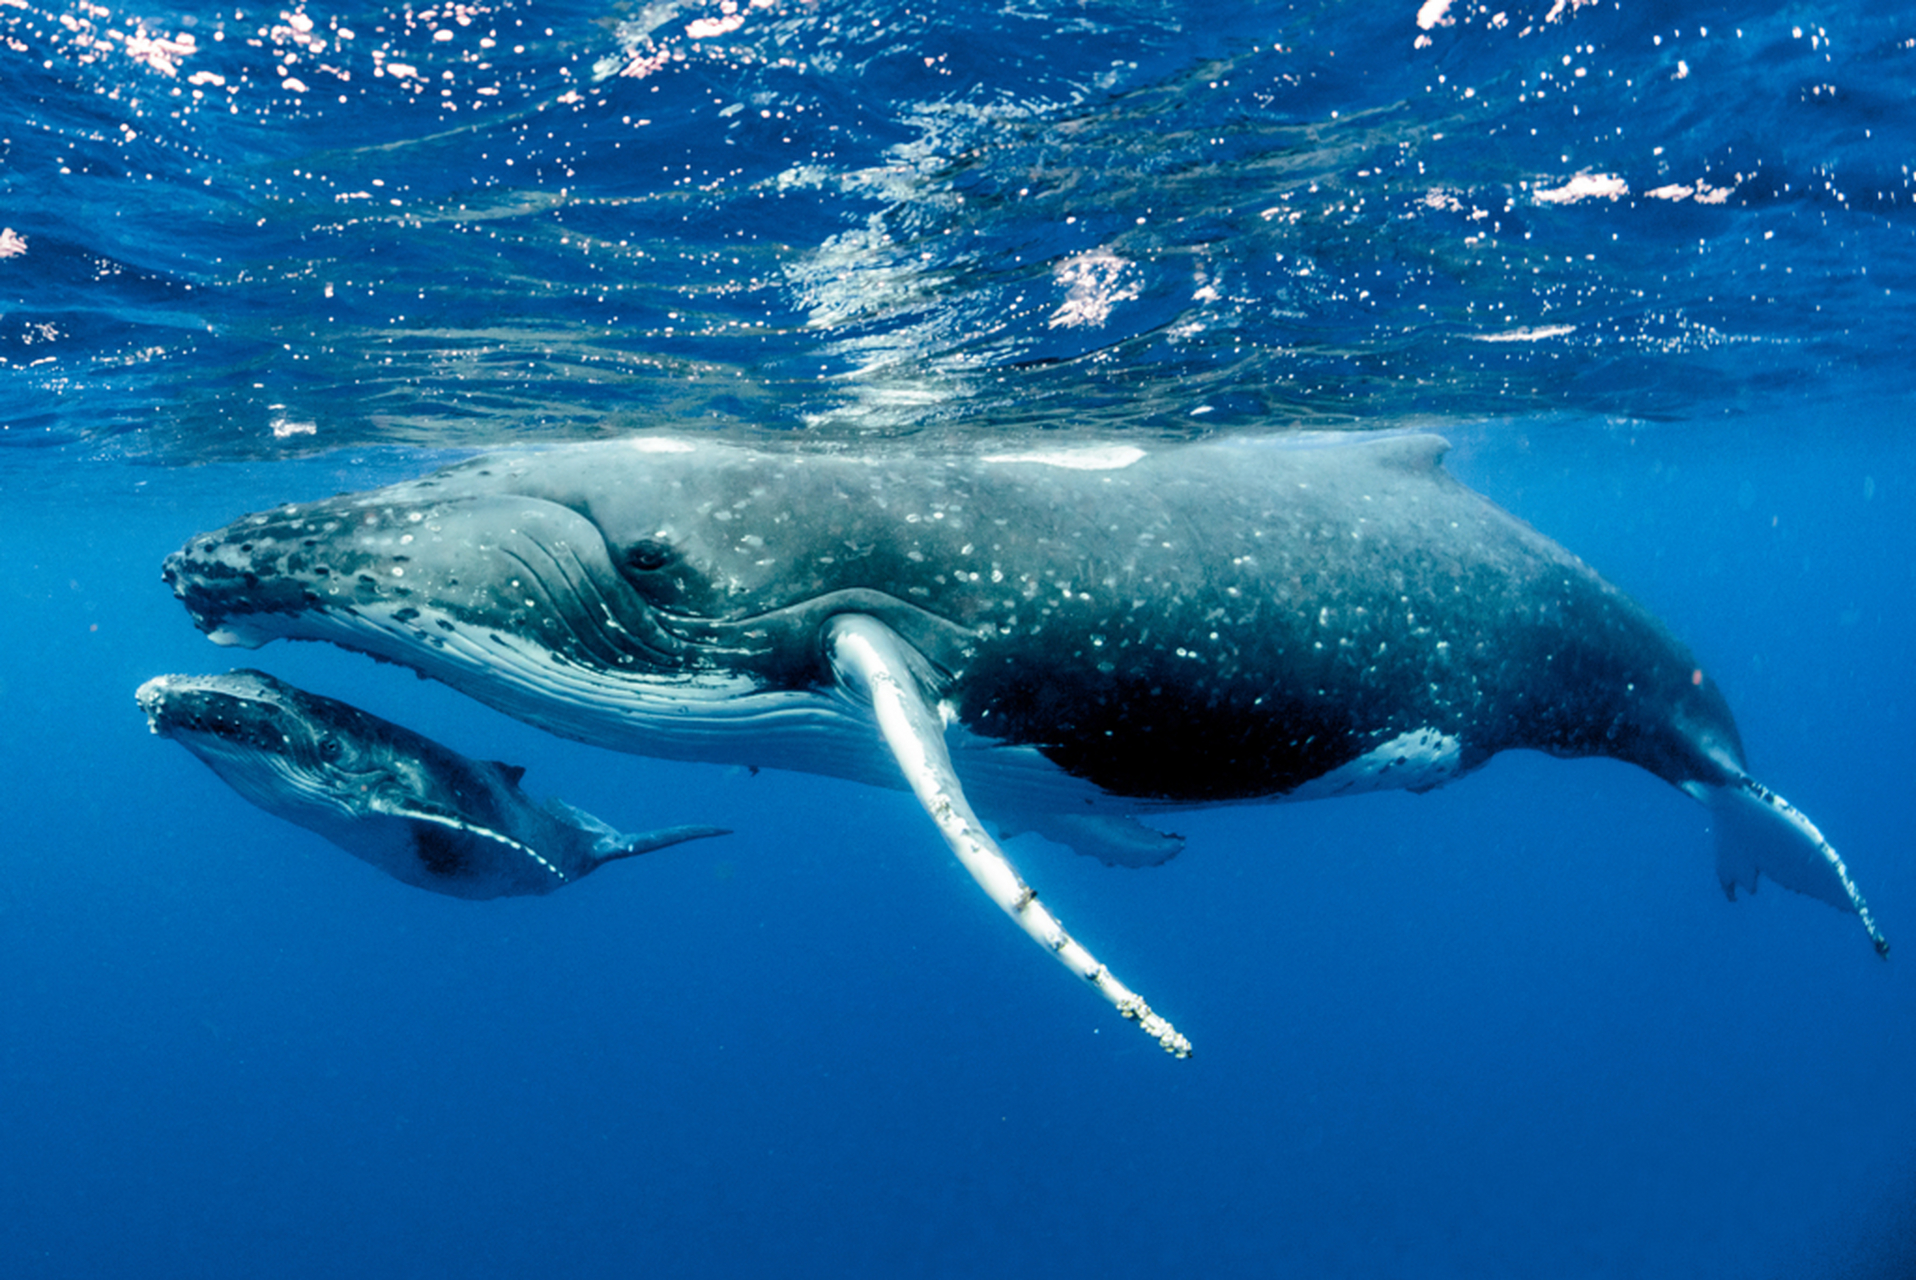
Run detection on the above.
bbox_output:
[162,433,1888,1051]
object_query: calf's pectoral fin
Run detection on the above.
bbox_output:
[824,613,1192,1058]
[1698,777,1889,958]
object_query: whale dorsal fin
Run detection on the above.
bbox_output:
[488,761,528,788]
[1364,432,1451,473]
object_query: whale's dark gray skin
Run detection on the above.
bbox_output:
[160,434,1887,1052]
[137,669,728,899]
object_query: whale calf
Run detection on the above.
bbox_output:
[161,433,1888,1053]
[138,669,728,899]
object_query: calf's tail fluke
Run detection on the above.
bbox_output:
[1705,776,1888,958]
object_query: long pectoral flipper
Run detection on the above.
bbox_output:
[826,614,1192,1058]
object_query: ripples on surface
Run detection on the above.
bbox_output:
[2,0,1911,458]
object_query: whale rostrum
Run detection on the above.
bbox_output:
[161,433,1888,1055]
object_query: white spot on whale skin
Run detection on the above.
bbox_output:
[1287,728,1463,801]
[625,436,698,454]
[980,445,1146,471]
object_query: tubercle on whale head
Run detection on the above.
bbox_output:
[161,540,320,647]
[160,482,729,689]
[134,669,328,762]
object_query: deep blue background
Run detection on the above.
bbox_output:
[3,404,1912,1277]
[4,0,1916,1273]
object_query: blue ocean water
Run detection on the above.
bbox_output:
[3,1,1914,1276]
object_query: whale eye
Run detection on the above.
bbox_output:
[622,537,677,574]
[317,737,343,763]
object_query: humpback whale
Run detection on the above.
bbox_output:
[138,668,728,899]
[161,433,1888,1054]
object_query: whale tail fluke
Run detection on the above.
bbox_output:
[1705,777,1888,958]
[544,797,731,864]
[593,824,732,862]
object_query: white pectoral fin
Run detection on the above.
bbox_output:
[1705,776,1889,958]
[825,614,1192,1057]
